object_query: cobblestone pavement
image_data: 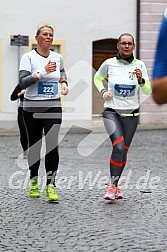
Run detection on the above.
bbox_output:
[0,128,167,252]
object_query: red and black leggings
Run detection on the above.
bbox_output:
[103,108,139,186]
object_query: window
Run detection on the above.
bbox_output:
[28,39,65,59]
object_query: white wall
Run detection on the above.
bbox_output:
[0,0,136,128]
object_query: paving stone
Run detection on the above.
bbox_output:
[0,129,167,251]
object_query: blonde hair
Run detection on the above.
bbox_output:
[36,25,54,36]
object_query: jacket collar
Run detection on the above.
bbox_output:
[116,53,134,64]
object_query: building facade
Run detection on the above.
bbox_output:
[139,0,167,124]
[0,0,166,129]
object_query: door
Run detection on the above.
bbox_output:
[92,39,118,115]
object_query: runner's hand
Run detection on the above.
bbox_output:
[61,82,69,95]
[103,91,112,100]
[135,67,142,84]
[45,61,57,74]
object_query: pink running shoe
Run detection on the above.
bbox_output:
[104,184,117,200]
[115,187,123,199]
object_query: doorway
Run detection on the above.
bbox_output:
[92,39,118,115]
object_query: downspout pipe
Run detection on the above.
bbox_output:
[136,0,140,59]
[136,0,141,124]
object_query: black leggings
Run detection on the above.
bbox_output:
[18,107,28,152]
[103,109,139,186]
[23,106,62,185]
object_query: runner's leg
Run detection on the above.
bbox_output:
[23,110,43,180]
[43,106,62,185]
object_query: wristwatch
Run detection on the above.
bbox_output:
[139,78,145,87]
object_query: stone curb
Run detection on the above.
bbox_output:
[0,123,167,136]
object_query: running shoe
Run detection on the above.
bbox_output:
[29,179,40,198]
[45,184,59,201]
[104,184,117,200]
[115,186,123,199]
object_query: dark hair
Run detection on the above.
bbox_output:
[36,25,54,36]
[118,33,134,44]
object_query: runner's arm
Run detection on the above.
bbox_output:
[94,72,108,96]
[152,17,167,104]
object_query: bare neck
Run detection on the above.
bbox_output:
[36,47,50,57]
